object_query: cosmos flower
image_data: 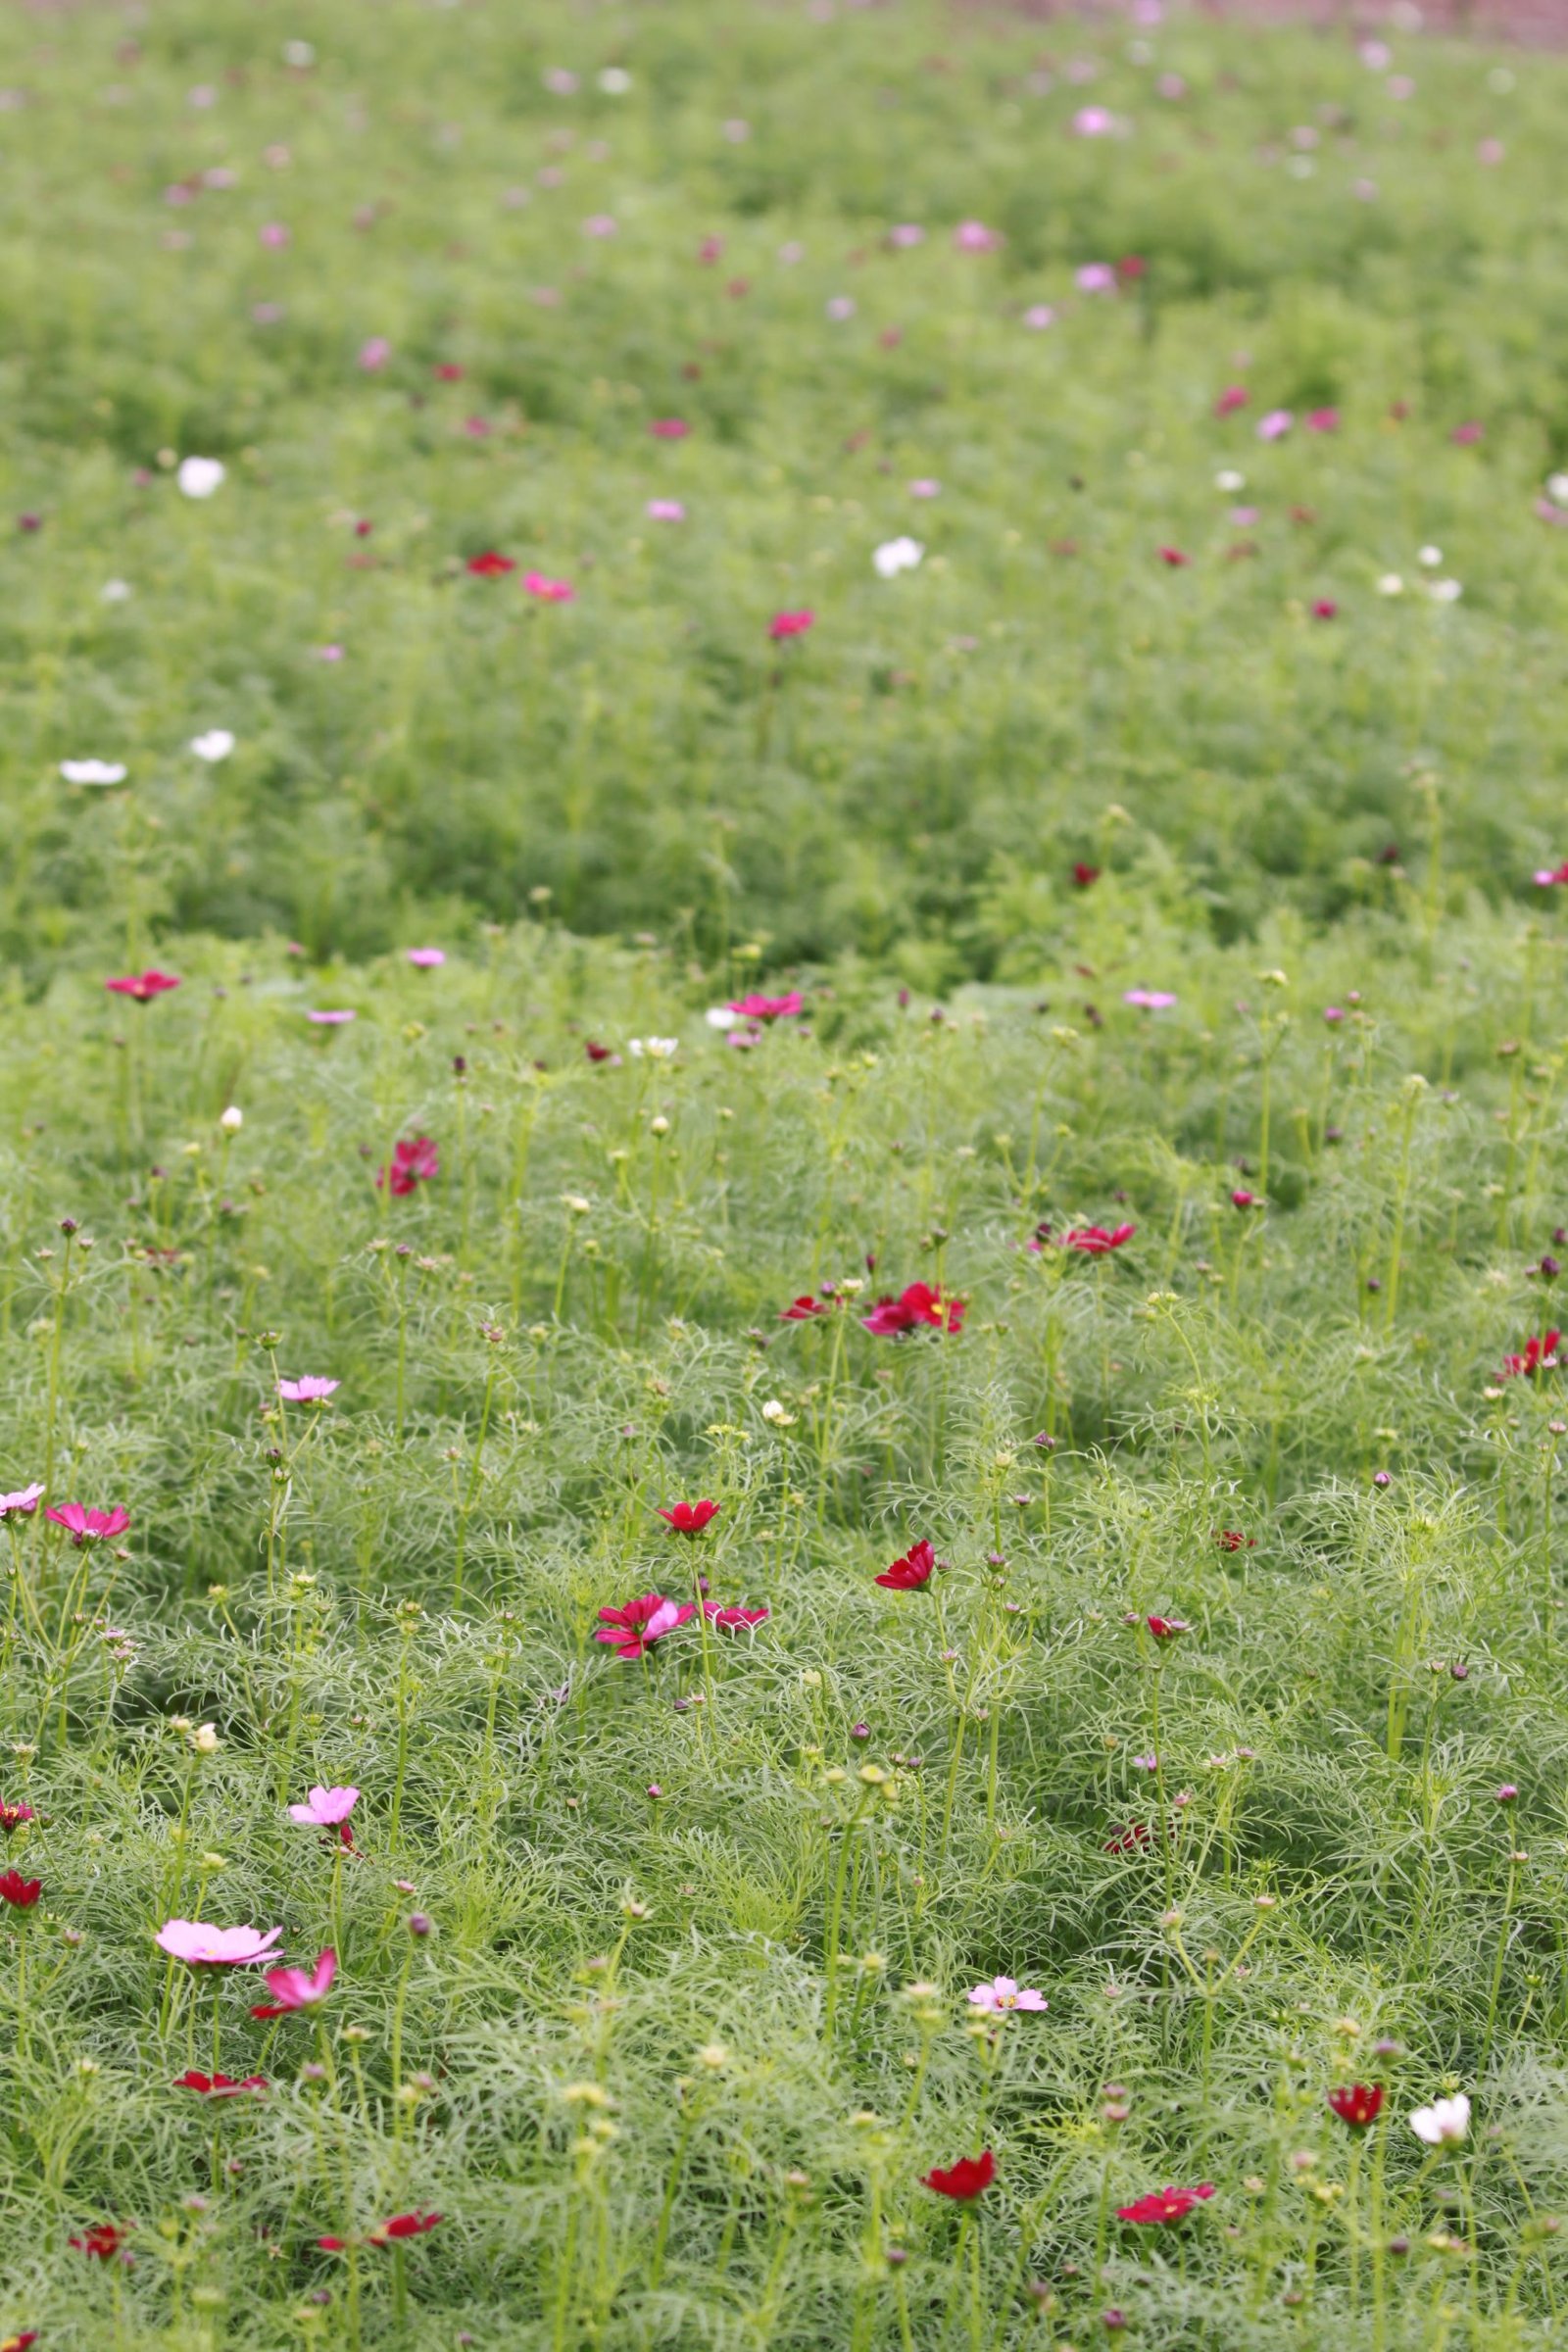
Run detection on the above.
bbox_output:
[628,1037,678,1059]
[769,610,814,640]
[307,1008,356,1025]
[1328,2083,1384,2128]
[46,1503,130,1544]
[875,1538,935,1591]
[251,1947,338,2017]
[318,2212,443,2253]
[1062,1225,1135,1254]
[967,1976,1047,2012]
[0,1871,40,1909]
[0,1486,44,1520]
[155,1920,284,1966]
[594,1593,696,1659]
[728,993,801,1021]
[467,551,516,577]
[379,1137,439,1196]
[406,947,446,967]
[1409,2093,1470,2147]
[647,500,686,521]
[60,759,127,785]
[106,971,181,1003]
[1256,411,1293,442]
[703,1601,770,1631]
[71,2223,132,2261]
[780,1294,835,1320]
[1076,263,1117,293]
[524,572,575,601]
[176,457,225,498]
[922,2151,995,2199]
[873,537,924,578]
[1501,1331,1559,1379]
[189,730,235,761]
[173,2070,268,2096]
[288,1786,360,1828]
[1117,2184,1215,2226]
[275,1376,340,1403]
[953,221,1002,252]
[861,1283,965,1337]
[659,1500,719,1534]
[1123,990,1176,1010]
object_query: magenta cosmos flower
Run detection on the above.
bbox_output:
[0,1485,44,1520]
[252,1946,337,2017]
[276,1376,339,1403]
[405,947,446,968]
[1123,989,1177,1010]
[967,1975,1047,2012]
[594,1593,695,1659]
[861,1282,965,1337]
[524,570,575,602]
[106,970,181,1003]
[659,1499,719,1534]
[647,499,686,521]
[156,1920,283,1966]
[649,417,689,439]
[729,992,802,1021]
[289,1784,359,1826]
[704,1600,769,1631]
[379,1136,439,1196]
[770,610,814,640]
[953,220,1002,252]
[46,1503,129,1545]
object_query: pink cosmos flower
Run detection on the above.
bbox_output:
[1256,410,1293,442]
[649,418,689,439]
[156,1920,284,1966]
[379,1137,439,1196]
[260,221,290,248]
[583,214,617,237]
[770,610,814,640]
[967,1975,1047,2012]
[704,1601,770,1631]
[1450,420,1483,446]
[276,1376,340,1403]
[307,1008,356,1025]
[289,1785,360,1827]
[0,1485,44,1520]
[908,478,941,497]
[888,223,925,248]
[358,337,392,371]
[1072,106,1115,135]
[46,1503,130,1545]
[1076,263,1116,293]
[316,644,345,662]
[647,500,686,521]
[523,571,575,602]
[1124,989,1176,1009]
[1305,407,1340,433]
[1534,862,1568,887]
[106,971,181,1003]
[953,220,1002,252]
[1312,599,1338,620]
[729,992,801,1021]
[406,947,446,967]
[1214,385,1250,416]
[861,1281,965,1337]
[1063,1224,1136,1254]
[251,1947,337,2017]
[594,1592,696,1659]
[1023,305,1055,330]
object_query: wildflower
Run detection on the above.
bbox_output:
[594,1593,696,1660]
[307,1008,356,1025]
[71,2222,131,2260]
[876,1538,935,1591]
[1023,304,1055,329]
[873,537,924,578]
[0,1871,40,1909]
[1377,573,1404,596]
[967,1976,1047,2012]
[1104,1823,1152,1854]
[1429,578,1462,604]
[770,610,814,640]
[379,1137,439,1196]
[1501,1332,1560,1379]
[1146,1616,1189,1642]
[105,971,181,1003]
[155,1921,284,1966]
[1496,1784,1519,1803]
[404,947,447,969]
[1123,989,1176,1009]
[523,571,575,601]
[1117,2184,1215,2226]
[922,2150,995,2199]
[1,2331,38,2349]
[288,1785,360,1832]
[1213,1530,1254,1552]
[1328,2084,1384,2129]
[1073,862,1101,887]
[1073,104,1116,134]
[176,456,225,498]
[46,1503,130,1545]
[658,1500,719,1535]
[276,1376,340,1403]
[1450,420,1483,446]
[0,1802,35,1835]
[189,730,235,761]
[1312,599,1338,620]
[1256,411,1293,442]
[60,759,127,785]
[704,1601,769,1631]
[319,2212,443,2252]
[466,551,516,577]
[888,223,925,248]
[628,1037,678,1059]
[861,1282,965,1337]
[358,337,392,370]
[251,1947,337,2017]
[780,1294,834,1320]
[1157,546,1190,567]
[1214,385,1250,416]
[1305,408,1340,433]
[1409,2093,1470,2146]
[729,992,802,1021]
[172,2070,268,2096]
[1063,1225,1135,1255]
[649,417,689,439]
[0,1486,43,1520]
[647,500,686,521]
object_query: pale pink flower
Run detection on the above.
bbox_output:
[888,223,925,248]
[156,1920,284,1966]
[260,221,290,248]
[646,500,686,521]
[1072,106,1115,136]
[908,479,941,498]
[1076,263,1116,294]
[967,1975,1048,2013]
[0,1484,44,1520]
[406,947,446,967]
[582,214,617,237]
[954,220,1002,253]
[1023,305,1056,330]
[1256,410,1293,442]
[276,1377,340,1403]
[358,337,392,370]
[289,1785,360,1827]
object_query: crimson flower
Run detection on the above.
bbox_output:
[780,1294,834,1320]
[173,2070,268,2096]
[876,1538,935,1592]
[921,2150,995,2201]
[1117,2184,1215,2226]
[0,1871,40,1909]
[1146,1616,1189,1642]
[2,2330,39,2350]
[1063,1225,1135,1255]
[1072,862,1101,888]
[251,1947,337,2018]
[1312,599,1338,621]
[105,970,181,1002]
[728,992,801,1021]
[1231,1190,1256,1209]
[769,610,814,640]
[704,1601,769,1631]
[1502,1330,1561,1379]
[1103,1823,1153,1854]
[46,1502,130,1545]
[379,1136,439,1196]
[71,2222,130,2261]
[1157,546,1190,567]
[658,1499,719,1535]
[1327,2083,1384,2129]
[649,417,689,438]
[434,363,465,380]
[1212,1530,1255,1553]
[466,550,515,576]
[594,1593,695,1660]
[0,1802,35,1836]
[319,2212,443,2252]
[861,1282,965,1337]
[1214,384,1250,416]
[584,1040,617,1062]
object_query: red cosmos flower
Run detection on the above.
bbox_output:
[1072,862,1101,888]
[780,1294,835,1320]
[1146,1616,1189,1642]
[0,1801,35,1836]
[1063,1225,1135,1255]
[729,992,802,1021]
[1116,2183,1215,2226]
[1312,599,1338,621]
[769,610,814,640]
[1214,384,1250,416]
[46,1503,130,1545]
[2,2330,39,2350]
[1212,1530,1255,1553]
[1502,1331,1561,1379]
[71,2222,131,2261]
[105,970,181,1003]
[584,1040,617,1062]
[876,1538,935,1591]
[594,1593,695,1659]
[861,1282,965,1337]
[466,550,516,576]
[173,2069,268,2096]
[1157,546,1190,567]
[378,1136,439,1196]
[251,1947,337,2019]
[1231,1190,1256,1209]
[649,418,689,439]
[1327,2083,1384,2129]
[318,2211,443,2253]
[921,2150,995,2201]
[1103,1823,1153,1854]
[658,1499,719,1535]
[704,1601,769,1631]
[0,1871,40,1909]
[434,363,465,380]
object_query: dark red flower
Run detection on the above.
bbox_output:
[1072,862,1101,888]
[466,551,516,577]
[0,1871,40,1909]
[658,1499,719,1535]
[921,2150,995,2201]
[1312,599,1338,621]
[1063,1225,1135,1255]
[173,2070,268,2096]
[1116,2184,1214,2226]
[780,1294,834,1320]
[378,1136,439,1196]
[1502,1331,1561,1379]
[1157,546,1189,567]
[1327,2083,1384,2129]
[2,2330,39,2350]
[1116,255,1147,280]
[434,363,465,380]
[1103,1823,1153,1854]
[861,1282,965,1337]
[105,970,181,1003]
[876,1538,935,1592]
[319,2212,443,2252]
[71,2222,130,2261]
[584,1040,617,1062]
[1212,1530,1254,1553]
[1146,1616,1189,1642]
[0,1801,35,1836]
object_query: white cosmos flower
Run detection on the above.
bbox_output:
[1376,573,1405,596]
[628,1037,678,1059]
[60,759,127,785]
[176,456,226,499]
[598,66,631,92]
[1417,544,1443,567]
[1428,578,1462,604]
[760,1397,796,1426]
[1549,472,1568,505]
[190,730,236,761]
[100,578,132,602]
[873,536,924,578]
[1215,469,1246,492]
[706,1006,739,1030]
[1409,2092,1470,2146]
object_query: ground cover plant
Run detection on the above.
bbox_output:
[8,0,1568,2347]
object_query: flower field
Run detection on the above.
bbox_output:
[5,3,1568,2348]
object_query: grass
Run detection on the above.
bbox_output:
[7,0,1568,2345]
